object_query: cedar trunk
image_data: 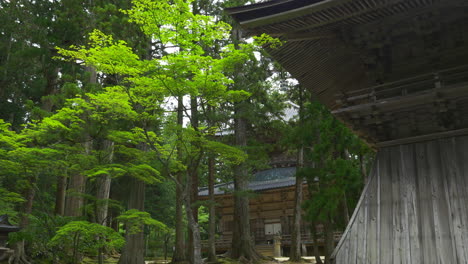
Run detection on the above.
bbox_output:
[172,172,186,263]
[230,107,260,262]
[206,104,217,262]
[96,174,111,225]
[64,172,87,217]
[359,153,367,183]
[230,29,260,261]
[54,174,67,215]
[96,140,114,225]
[324,216,334,264]
[118,178,146,264]
[290,147,304,262]
[65,139,91,217]
[311,222,323,264]
[172,96,186,263]
[13,177,36,264]
[184,171,203,264]
[207,156,217,262]
[187,96,200,263]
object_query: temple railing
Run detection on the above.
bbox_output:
[201,232,343,250]
[281,232,342,245]
[200,238,231,249]
[334,64,468,109]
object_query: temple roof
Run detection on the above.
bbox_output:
[226,0,325,25]
[198,167,298,196]
[227,0,468,145]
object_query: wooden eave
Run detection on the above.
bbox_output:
[225,0,292,15]
[229,0,444,34]
[198,182,307,200]
[229,0,468,144]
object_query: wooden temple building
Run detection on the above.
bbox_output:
[199,166,340,257]
[227,0,468,263]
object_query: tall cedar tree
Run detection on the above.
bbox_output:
[294,102,373,263]
[55,0,279,262]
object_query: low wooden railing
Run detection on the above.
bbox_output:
[334,64,468,107]
[201,232,343,249]
[281,232,342,245]
[201,238,231,249]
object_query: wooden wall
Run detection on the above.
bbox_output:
[332,135,468,263]
[212,184,309,242]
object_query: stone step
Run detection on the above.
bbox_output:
[255,245,274,257]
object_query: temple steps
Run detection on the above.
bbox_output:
[255,244,274,257]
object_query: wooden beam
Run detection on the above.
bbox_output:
[240,0,355,29]
[225,0,292,15]
[261,0,417,33]
[376,128,468,148]
[332,83,468,116]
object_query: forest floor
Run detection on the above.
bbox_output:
[82,257,119,263]
[257,257,325,264]
[273,257,324,264]
[80,256,324,264]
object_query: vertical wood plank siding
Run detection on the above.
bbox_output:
[331,135,468,263]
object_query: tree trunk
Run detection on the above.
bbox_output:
[323,216,334,264]
[184,171,203,264]
[342,192,350,225]
[96,140,114,225]
[172,96,186,263]
[207,155,217,262]
[230,104,260,262]
[13,241,31,264]
[229,26,260,262]
[2,34,12,86]
[65,66,95,216]
[118,178,146,264]
[13,177,36,264]
[54,173,67,215]
[41,67,60,112]
[65,137,93,217]
[164,232,170,260]
[359,153,367,183]
[290,147,304,262]
[206,104,217,262]
[310,223,323,264]
[64,173,87,217]
[188,96,200,264]
[96,174,111,224]
[172,171,186,263]
[65,140,91,217]
[109,189,120,231]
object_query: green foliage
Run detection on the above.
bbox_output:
[9,214,73,262]
[123,0,231,55]
[293,102,373,228]
[0,120,23,150]
[253,33,285,49]
[53,0,266,192]
[1,0,296,261]
[144,181,176,227]
[203,140,247,165]
[49,221,124,263]
[117,209,166,234]
[57,30,142,76]
[196,206,210,240]
[0,188,25,220]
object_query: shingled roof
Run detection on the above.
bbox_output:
[198,167,297,196]
[227,0,468,144]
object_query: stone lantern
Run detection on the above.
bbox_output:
[0,214,20,261]
[273,235,281,257]
[0,215,20,247]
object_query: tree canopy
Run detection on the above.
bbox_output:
[0,0,372,263]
